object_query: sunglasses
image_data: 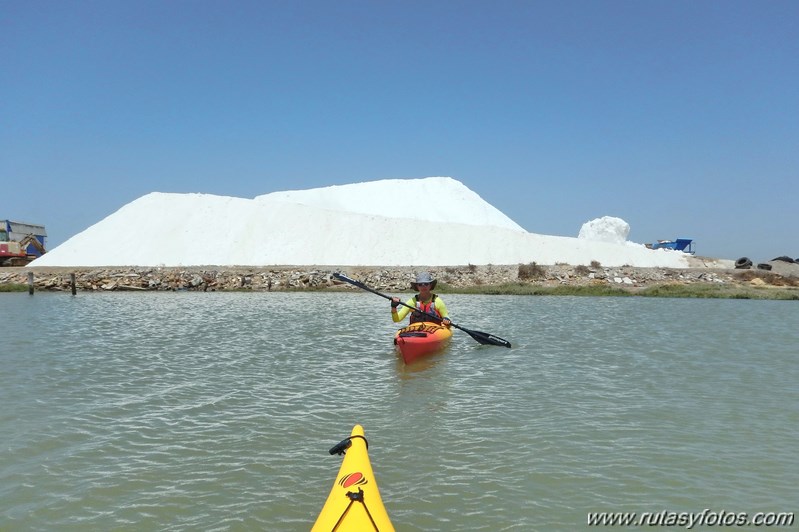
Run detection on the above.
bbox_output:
[417,282,431,286]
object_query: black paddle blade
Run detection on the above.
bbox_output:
[461,327,512,348]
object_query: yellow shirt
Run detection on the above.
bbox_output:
[392,294,449,323]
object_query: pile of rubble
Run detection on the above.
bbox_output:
[2,261,797,292]
[1,267,333,292]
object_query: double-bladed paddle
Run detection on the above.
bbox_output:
[333,272,511,348]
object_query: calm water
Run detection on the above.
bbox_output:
[1,291,797,531]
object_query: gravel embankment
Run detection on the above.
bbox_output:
[2,257,798,292]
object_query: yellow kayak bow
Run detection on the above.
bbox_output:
[312,425,394,531]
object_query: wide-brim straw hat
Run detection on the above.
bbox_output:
[410,271,437,290]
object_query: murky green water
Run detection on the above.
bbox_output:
[1,292,797,530]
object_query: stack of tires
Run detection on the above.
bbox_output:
[737,256,797,271]
[734,257,773,270]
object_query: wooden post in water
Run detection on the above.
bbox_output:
[71,273,77,295]
[28,272,34,295]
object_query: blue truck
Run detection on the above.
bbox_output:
[647,238,694,254]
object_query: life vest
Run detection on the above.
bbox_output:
[410,294,442,324]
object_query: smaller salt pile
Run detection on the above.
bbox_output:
[577,216,631,244]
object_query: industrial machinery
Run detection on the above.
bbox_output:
[0,220,47,266]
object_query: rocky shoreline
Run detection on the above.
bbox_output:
[2,258,798,293]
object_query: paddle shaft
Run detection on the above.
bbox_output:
[333,273,438,318]
[332,272,511,348]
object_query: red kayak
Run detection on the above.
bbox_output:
[393,321,453,364]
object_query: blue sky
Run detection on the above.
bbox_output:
[2,0,797,261]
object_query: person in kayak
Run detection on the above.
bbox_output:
[390,272,452,326]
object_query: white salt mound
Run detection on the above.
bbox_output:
[30,177,692,268]
[578,216,630,244]
[256,176,525,231]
